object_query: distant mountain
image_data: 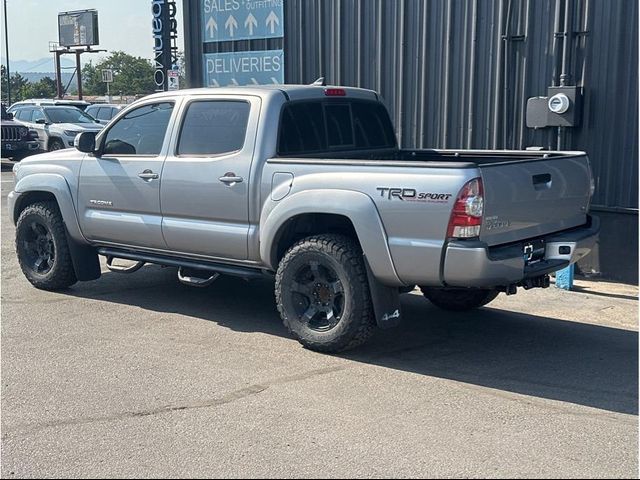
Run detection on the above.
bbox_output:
[0,57,77,72]
[20,71,75,85]
[0,57,81,93]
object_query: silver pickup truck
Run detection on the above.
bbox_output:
[9,85,599,352]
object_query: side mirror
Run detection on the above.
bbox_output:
[74,131,97,153]
[35,118,47,125]
[6,112,13,120]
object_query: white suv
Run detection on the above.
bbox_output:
[7,99,91,113]
[12,105,103,151]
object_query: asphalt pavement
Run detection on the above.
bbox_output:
[1,169,638,478]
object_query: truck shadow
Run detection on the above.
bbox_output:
[66,265,638,416]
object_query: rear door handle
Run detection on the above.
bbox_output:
[532,173,551,184]
[219,174,243,185]
[532,173,552,190]
[138,170,159,180]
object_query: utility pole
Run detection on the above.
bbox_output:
[3,0,11,105]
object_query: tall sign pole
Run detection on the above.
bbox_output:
[3,0,11,105]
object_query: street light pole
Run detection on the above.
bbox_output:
[3,0,11,105]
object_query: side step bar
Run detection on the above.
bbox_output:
[178,267,220,287]
[97,247,267,280]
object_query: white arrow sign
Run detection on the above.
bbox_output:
[229,78,239,86]
[211,79,220,87]
[225,15,238,37]
[206,16,217,38]
[250,77,259,85]
[271,77,280,85]
[265,11,280,34]
[244,13,258,35]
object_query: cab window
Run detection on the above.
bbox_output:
[103,102,174,156]
[15,108,33,122]
[176,101,250,156]
[97,107,113,121]
[31,109,46,123]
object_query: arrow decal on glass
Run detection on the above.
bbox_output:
[245,13,258,35]
[225,15,238,37]
[265,11,280,34]
[206,16,217,38]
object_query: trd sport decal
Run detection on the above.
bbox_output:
[376,187,452,203]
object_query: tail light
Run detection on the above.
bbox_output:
[324,88,346,96]
[447,177,484,239]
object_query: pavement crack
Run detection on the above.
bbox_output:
[3,366,346,438]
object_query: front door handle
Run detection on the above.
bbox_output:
[219,173,243,186]
[138,169,159,180]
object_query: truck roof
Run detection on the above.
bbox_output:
[142,84,379,102]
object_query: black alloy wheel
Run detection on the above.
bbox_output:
[287,259,345,333]
[21,220,56,275]
[275,234,375,352]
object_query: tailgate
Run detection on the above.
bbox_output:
[479,154,592,246]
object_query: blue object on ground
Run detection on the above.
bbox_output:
[556,264,575,290]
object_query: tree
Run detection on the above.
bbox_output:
[81,61,101,96]
[20,77,57,99]
[81,51,156,97]
[1,66,29,104]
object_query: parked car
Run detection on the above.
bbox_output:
[7,99,91,112]
[84,104,126,125]
[1,103,40,160]
[12,105,103,151]
[8,85,599,353]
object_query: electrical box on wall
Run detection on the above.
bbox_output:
[526,86,582,128]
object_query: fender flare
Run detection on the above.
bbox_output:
[260,189,403,286]
[12,173,101,281]
[13,173,85,243]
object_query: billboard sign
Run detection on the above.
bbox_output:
[202,0,283,42]
[58,10,99,47]
[203,50,284,87]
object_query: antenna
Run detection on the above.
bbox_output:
[311,77,326,86]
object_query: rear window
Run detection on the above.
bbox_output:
[278,100,396,155]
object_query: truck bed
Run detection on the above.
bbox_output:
[272,148,592,247]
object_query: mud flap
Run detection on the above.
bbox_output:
[364,256,402,329]
[65,229,101,281]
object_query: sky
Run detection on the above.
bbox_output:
[1,0,184,70]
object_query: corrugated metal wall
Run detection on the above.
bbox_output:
[184,0,638,211]
[183,0,638,280]
[280,0,637,211]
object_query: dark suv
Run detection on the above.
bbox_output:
[1,104,40,160]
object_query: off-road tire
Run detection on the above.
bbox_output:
[275,234,375,352]
[48,139,64,151]
[15,201,77,290]
[420,287,499,311]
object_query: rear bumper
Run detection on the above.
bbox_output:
[442,215,600,288]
